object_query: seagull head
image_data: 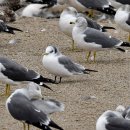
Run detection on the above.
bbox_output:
[62,7,78,16]
[43,46,60,56]
[27,82,43,100]
[70,17,88,29]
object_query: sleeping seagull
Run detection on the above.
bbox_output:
[114,5,130,41]
[0,20,23,34]
[71,17,130,62]
[59,7,115,50]
[65,0,116,15]
[42,46,97,83]
[6,82,64,130]
[96,110,130,130]
[0,57,55,96]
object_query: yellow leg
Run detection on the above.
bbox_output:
[23,123,26,130]
[93,51,96,62]
[86,51,91,61]
[6,84,11,96]
[128,33,130,42]
[72,40,75,51]
[5,84,8,95]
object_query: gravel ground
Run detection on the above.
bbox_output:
[0,17,130,130]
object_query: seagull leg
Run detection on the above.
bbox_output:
[128,33,130,42]
[27,124,30,130]
[6,84,11,96]
[72,40,75,51]
[86,51,91,61]
[23,123,26,130]
[59,77,62,83]
[5,84,8,96]
[55,76,57,82]
[93,51,97,62]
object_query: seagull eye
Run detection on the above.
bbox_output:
[50,50,53,53]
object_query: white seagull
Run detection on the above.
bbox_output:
[96,110,130,130]
[0,57,55,96]
[71,17,130,62]
[42,46,97,83]
[6,82,64,130]
[59,7,115,50]
[115,4,130,41]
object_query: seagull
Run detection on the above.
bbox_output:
[71,17,130,62]
[96,110,130,130]
[0,57,55,96]
[64,0,116,16]
[6,82,64,130]
[42,46,97,83]
[114,4,130,41]
[0,20,23,34]
[59,7,115,50]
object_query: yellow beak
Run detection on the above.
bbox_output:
[43,53,49,56]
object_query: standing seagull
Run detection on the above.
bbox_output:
[64,0,116,15]
[115,5,130,41]
[0,20,23,34]
[6,82,64,130]
[59,7,115,50]
[42,46,97,83]
[71,17,130,62]
[0,57,55,96]
[96,110,130,130]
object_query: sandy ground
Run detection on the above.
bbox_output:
[0,17,130,130]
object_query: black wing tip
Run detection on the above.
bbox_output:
[102,26,116,32]
[121,42,130,47]
[116,47,127,52]
[97,6,116,15]
[49,120,64,130]
[84,69,98,72]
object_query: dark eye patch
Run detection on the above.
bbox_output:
[50,50,54,53]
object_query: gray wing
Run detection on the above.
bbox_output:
[58,56,85,74]
[7,94,50,125]
[0,57,38,81]
[83,28,122,48]
[106,117,130,130]
[126,14,130,26]
[31,99,64,115]
[77,0,109,9]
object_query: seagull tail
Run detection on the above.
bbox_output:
[97,5,116,15]
[121,42,130,47]
[7,26,23,34]
[49,120,64,130]
[84,69,98,74]
[102,26,116,32]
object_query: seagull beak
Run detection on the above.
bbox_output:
[70,22,75,24]
[43,53,49,56]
